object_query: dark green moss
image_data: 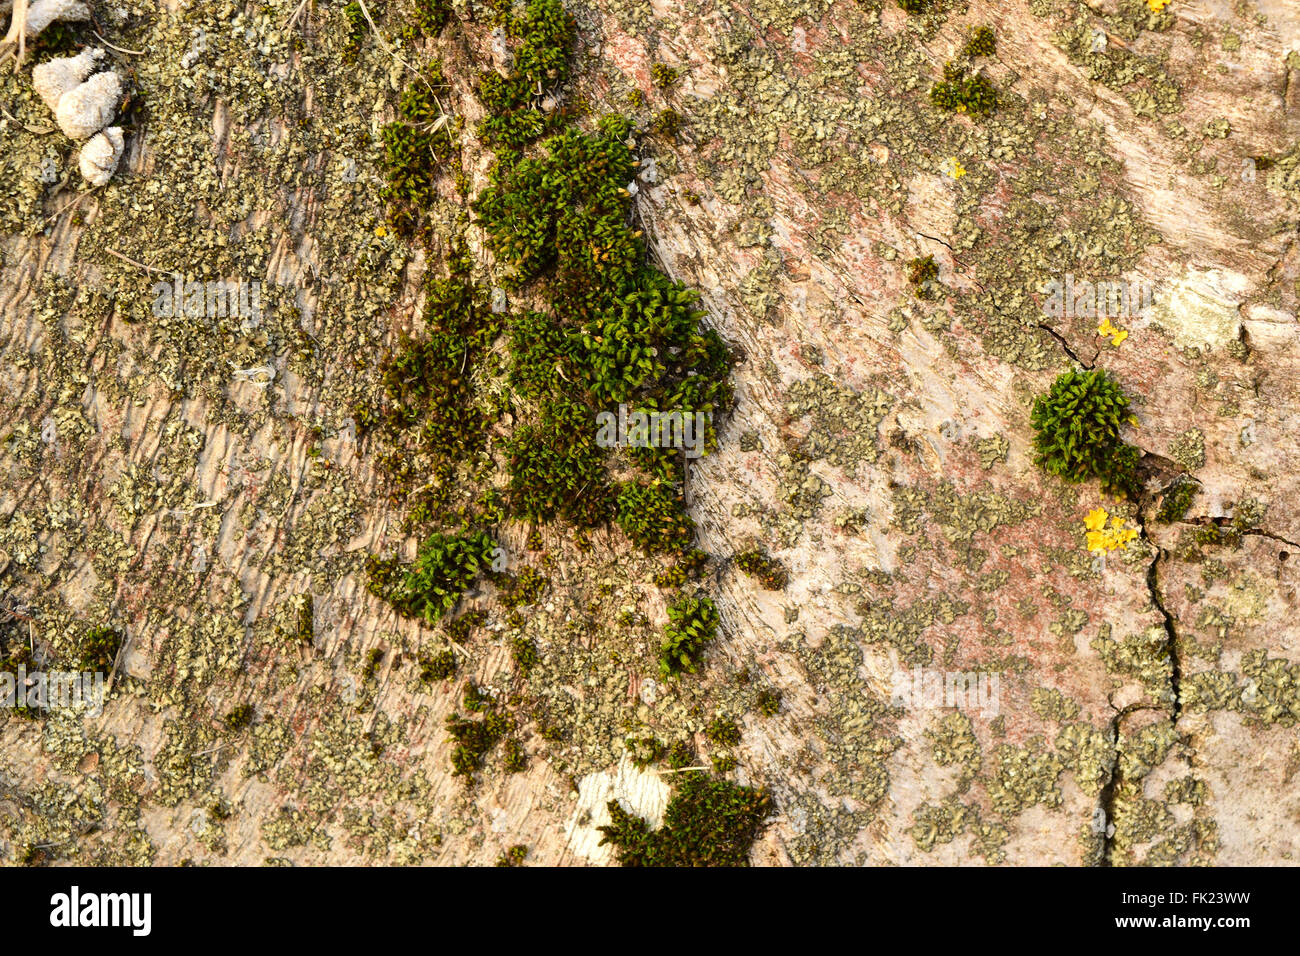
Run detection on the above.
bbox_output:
[79,625,122,673]
[756,689,782,718]
[598,775,771,866]
[930,64,998,117]
[366,531,497,625]
[223,703,255,732]
[419,649,458,681]
[510,636,539,676]
[658,595,719,678]
[1156,478,1197,524]
[705,716,742,747]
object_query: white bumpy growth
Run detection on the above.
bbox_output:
[3,1,127,186]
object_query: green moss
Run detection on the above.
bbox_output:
[510,636,539,676]
[342,2,368,63]
[658,595,720,678]
[1031,368,1140,497]
[366,531,497,624]
[616,480,695,554]
[499,566,549,609]
[419,649,457,682]
[705,716,742,747]
[494,844,528,866]
[651,63,682,89]
[929,64,998,117]
[223,703,256,732]
[598,775,771,866]
[1156,478,1197,524]
[756,689,781,718]
[962,26,996,59]
[735,549,788,590]
[446,687,515,778]
[79,625,123,673]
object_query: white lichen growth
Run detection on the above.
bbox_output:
[31,45,102,110]
[6,0,124,186]
[78,125,122,186]
[54,68,120,140]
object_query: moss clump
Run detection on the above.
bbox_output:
[895,0,935,12]
[475,0,576,155]
[446,686,514,778]
[651,63,681,88]
[705,716,742,747]
[79,625,123,673]
[419,649,457,681]
[756,689,781,718]
[930,64,998,117]
[651,109,681,138]
[735,549,788,590]
[499,566,548,609]
[366,531,497,625]
[223,704,255,731]
[404,0,453,39]
[1156,478,1197,524]
[625,735,667,769]
[1031,368,1140,497]
[495,844,528,866]
[510,636,539,676]
[342,2,367,62]
[962,26,996,59]
[658,595,720,678]
[616,480,695,554]
[598,775,771,866]
[907,254,940,299]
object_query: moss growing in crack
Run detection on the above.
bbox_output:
[1156,477,1197,524]
[756,689,782,718]
[735,549,788,590]
[658,595,720,678]
[598,774,771,866]
[1031,368,1140,496]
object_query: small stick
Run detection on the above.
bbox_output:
[91,31,145,56]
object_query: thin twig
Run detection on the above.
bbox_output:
[91,31,144,56]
